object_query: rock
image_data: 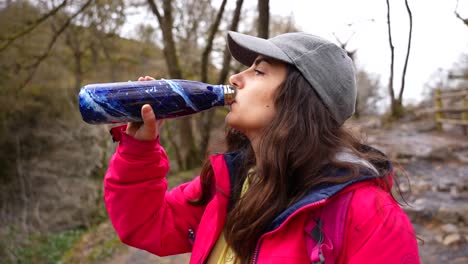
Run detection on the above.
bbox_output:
[443,233,462,246]
[453,257,468,263]
[450,186,458,197]
[454,150,468,163]
[441,224,458,234]
[437,206,462,224]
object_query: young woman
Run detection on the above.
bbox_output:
[104,31,420,263]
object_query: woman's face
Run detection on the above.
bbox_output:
[226,56,288,139]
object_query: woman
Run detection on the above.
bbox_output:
[104,31,420,263]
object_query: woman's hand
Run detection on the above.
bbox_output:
[125,76,164,141]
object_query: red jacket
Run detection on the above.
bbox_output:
[104,127,420,263]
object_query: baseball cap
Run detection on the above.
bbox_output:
[227,31,357,125]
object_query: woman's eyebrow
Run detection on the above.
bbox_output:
[253,57,273,66]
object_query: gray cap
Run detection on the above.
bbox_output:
[227,31,357,125]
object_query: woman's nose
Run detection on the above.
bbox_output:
[229,72,242,89]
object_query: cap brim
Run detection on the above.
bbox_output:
[227,31,292,66]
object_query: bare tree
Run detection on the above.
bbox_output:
[385,0,413,118]
[257,0,269,38]
[455,0,468,27]
[199,0,245,158]
[146,0,246,170]
[147,0,199,170]
[399,0,413,105]
[0,0,68,53]
[201,0,228,83]
[385,0,396,115]
[147,0,183,79]
[18,0,94,90]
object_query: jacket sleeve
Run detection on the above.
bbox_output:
[342,187,420,264]
[104,128,206,256]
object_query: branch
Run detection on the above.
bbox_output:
[0,0,68,53]
[332,31,356,61]
[147,0,182,78]
[217,0,244,84]
[455,0,468,27]
[201,0,228,83]
[18,0,94,91]
[198,0,244,158]
[386,0,395,101]
[399,0,413,102]
[146,0,163,23]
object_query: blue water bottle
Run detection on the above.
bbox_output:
[78,79,236,124]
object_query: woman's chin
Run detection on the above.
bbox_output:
[225,113,235,128]
[225,114,241,131]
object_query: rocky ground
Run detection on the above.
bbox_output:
[92,118,468,264]
[362,118,468,264]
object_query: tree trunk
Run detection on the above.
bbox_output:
[385,0,397,117]
[200,0,228,83]
[398,0,413,104]
[257,0,269,38]
[147,0,182,79]
[218,0,244,84]
[148,0,200,171]
[198,0,228,158]
[199,0,245,159]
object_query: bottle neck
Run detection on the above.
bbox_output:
[222,85,236,105]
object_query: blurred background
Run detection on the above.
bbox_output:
[0,0,467,263]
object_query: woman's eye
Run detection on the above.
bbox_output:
[254,69,264,76]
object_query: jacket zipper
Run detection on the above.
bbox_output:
[188,228,195,245]
[251,237,263,264]
[251,200,327,264]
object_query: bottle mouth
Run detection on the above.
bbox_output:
[223,85,237,105]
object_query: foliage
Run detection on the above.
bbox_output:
[0,2,164,262]
[60,222,127,264]
[1,227,85,264]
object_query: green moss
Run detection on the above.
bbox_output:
[2,229,86,264]
[60,222,127,264]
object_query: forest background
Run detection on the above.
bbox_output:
[0,0,467,263]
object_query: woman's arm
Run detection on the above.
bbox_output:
[104,127,205,256]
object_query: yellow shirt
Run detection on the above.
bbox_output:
[206,172,252,264]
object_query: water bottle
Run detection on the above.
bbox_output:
[78,79,236,124]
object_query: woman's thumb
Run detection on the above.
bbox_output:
[139,104,157,140]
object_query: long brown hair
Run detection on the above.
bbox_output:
[192,66,391,263]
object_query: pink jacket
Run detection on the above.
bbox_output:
[104,127,420,264]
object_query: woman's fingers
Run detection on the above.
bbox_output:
[137,76,155,81]
[125,77,159,140]
[133,104,158,141]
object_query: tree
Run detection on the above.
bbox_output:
[257,0,269,38]
[146,0,245,170]
[455,0,468,27]
[385,0,413,118]
[0,3,173,260]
